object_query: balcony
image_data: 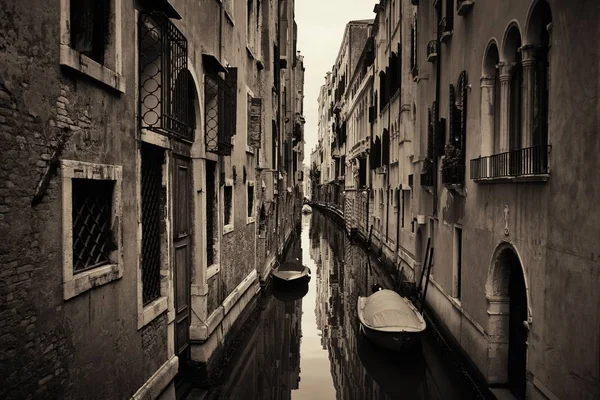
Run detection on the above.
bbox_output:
[421,170,434,188]
[457,0,474,16]
[332,147,341,159]
[427,40,438,63]
[442,165,465,186]
[439,16,454,43]
[470,145,550,183]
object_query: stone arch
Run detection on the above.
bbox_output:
[524,0,553,46]
[485,241,532,320]
[501,21,523,62]
[482,38,500,77]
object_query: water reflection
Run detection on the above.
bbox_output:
[207,211,482,400]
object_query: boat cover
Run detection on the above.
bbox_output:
[273,261,308,281]
[359,290,426,333]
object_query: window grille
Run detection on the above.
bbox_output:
[141,144,164,305]
[72,179,115,272]
[205,69,237,155]
[139,12,191,140]
[224,185,233,226]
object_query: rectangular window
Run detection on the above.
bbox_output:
[205,69,237,155]
[141,143,164,305]
[60,0,124,92]
[206,161,217,266]
[72,179,115,272]
[453,226,463,299]
[61,160,123,300]
[247,182,255,222]
[247,94,262,149]
[402,191,411,231]
[70,0,110,64]
[223,182,234,233]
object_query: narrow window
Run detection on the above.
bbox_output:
[224,184,233,228]
[247,182,255,219]
[453,226,463,299]
[206,161,217,266]
[70,0,110,64]
[72,179,115,272]
[141,143,165,305]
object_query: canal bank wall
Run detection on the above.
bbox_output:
[187,219,302,386]
[309,204,495,399]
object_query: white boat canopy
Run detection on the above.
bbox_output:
[359,290,426,333]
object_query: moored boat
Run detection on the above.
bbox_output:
[272,261,311,286]
[357,289,426,352]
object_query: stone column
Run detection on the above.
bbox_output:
[521,45,537,150]
[480,75,496,177]
[498,62,515,153]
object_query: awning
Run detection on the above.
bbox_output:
[202,53,228,74]
[140,0,182,20]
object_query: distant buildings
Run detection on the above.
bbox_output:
[311,0,600,399]
[0,1,304,399]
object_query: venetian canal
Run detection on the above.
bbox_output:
[200,211,489,400]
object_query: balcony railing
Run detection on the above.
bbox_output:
[421,170,434,188]
[427,40,437,63]
[470,145,550,181]
[457,0,474,16]
[440,16,454,43]
[442,165,465,186]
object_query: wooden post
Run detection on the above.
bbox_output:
[421,247,434,313]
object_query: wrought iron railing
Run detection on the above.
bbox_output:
[442,165,465,185]
[421,170,434,187]
[139,12,190,140]
[427,40,437,61]
[440,16,454,35]
[470,145,550,180]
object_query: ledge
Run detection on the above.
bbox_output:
[64,263,122,300]
[131,356,178,400]
[60,45,125,93]
[473,174,550,184]
[139,296,168,329]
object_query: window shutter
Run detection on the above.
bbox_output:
[449,84,456,146]
[247,95,262,148]
[225,68,238,141]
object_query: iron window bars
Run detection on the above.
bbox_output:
[141,144,164,305]
[139,12,191,141]
[72,179,115,272]
[204,69,237,156]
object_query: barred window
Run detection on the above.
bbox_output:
[141,143,165,305]
[70,0,110,64]
[205,69,237,155]
[72,179,115,272]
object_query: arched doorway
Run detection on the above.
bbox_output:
[487,244,530,399]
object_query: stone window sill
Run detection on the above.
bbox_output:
[223,224,234,235]
[64,263,122,300]
[60,45,126,93]
[139,296,168,329]
[247,217,255,225]
[207,264,220,280]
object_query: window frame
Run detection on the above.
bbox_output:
[61,160,123,300]
[246,180,255,224]
[59,0,125,93]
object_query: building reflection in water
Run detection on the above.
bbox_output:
[211,226,303,400]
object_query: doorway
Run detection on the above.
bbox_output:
[173,155,192,359]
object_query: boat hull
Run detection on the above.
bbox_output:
[272,267,311,288]
[360,323,422,352]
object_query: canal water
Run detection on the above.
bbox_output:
[204,211,485,400]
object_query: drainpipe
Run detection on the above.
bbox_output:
[433,2,441,217]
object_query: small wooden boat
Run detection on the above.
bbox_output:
[301,204,313,214]
[273,280,309,302]
[273,261,311,286]
[357,289,426,352]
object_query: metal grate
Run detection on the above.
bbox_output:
[205,70,236,155]
[141,144,164,305]
[139,12,190,140]
[72,179,114,272]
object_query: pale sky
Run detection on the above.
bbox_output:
[296,1,376,164]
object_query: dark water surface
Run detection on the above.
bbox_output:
[205,211,484,400]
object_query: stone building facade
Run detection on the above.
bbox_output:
[0,0,304,399]
[311,0,599,399]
